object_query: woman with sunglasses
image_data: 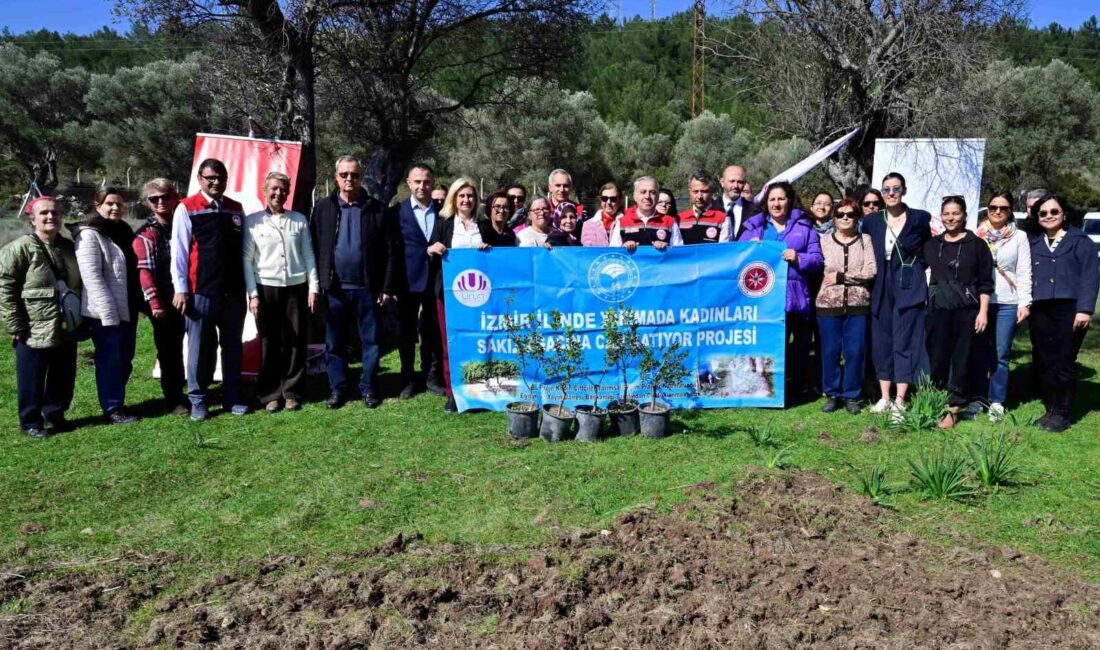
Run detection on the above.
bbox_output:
[133,179,189,415]
[860,188,885,217]
[861,172,932,419]
[581,182,621,246]
[1024,193,1099,432]
[815,198,876,413]
[923,196,993,429]
[969,192,1031,422]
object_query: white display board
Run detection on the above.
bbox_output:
[871,139,986,231]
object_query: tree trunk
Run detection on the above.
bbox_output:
[292,50,317,213]
[365,140,420,205]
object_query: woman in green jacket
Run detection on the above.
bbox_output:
[0,197,83,438]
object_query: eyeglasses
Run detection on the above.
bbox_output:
[1038,208,1063,218]
[863,200,882,208]
[835,211,857,219]
[530,207,550,214]
[881,187,904,195]
[338,172,361,179]
[491,205,510,213]
[507,195,525,203]
[147,195,170,204]
[200,175,225,183]
[600,195,619,203]
[987,205,1011,213]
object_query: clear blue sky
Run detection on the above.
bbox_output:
[1,0,1096,34]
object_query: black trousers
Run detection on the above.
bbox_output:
[257,283,309,403]
[786,313,813,396]
[926,307,978,409]
[1029,299,1086,416]
[397,288,442,385]
[15,340,77,430]
[150,310,186,403]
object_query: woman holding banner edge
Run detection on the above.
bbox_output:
[737,181,823,401]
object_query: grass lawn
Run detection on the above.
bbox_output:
[1,319,1097,583]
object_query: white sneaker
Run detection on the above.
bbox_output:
[890,400,906,424]
[963,401,984,419]
[988,403,1006,423]
[870,398,893,413]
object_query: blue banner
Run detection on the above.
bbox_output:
[442,243,788,412]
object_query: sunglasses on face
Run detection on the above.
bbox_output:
[338,172,361,179]
[600,195,619,203]
[1039,208,1063,218]
[835,211,857,219]
[988,205,1011,213]
[201,175,225,183]
[147,195,170,204]
[863,200,882,208]
[881,187,904,195]
[507,195,525,202]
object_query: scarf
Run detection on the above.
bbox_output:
[976,221,1016,250]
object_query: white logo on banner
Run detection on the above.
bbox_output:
[452,269,492,307]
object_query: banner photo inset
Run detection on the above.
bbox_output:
[442,244,788,412]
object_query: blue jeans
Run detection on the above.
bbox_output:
[973,303,1018,405]
[185,293,245,408]
[88,318,137,415]
[325,285,379,397]
[818,314,868,399]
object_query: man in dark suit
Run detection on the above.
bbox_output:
[390,163,445,399]
[310,155,398,409]
[711,164,756,239]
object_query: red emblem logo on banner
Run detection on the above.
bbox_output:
[739,262,775,298]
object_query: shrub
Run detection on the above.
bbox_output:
[888,377,949,434]
[964,430,1025,493]
[908,444,975,502]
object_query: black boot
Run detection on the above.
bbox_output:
[820,397,841,413]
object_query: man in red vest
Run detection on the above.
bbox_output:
[677,170,732,244]
[170,158,249,420]
[609,176,682,251]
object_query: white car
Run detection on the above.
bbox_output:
[1083,212,1100,254]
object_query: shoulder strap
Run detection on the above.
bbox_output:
[30,234,67,282]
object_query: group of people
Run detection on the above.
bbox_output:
[1,156,1096,439]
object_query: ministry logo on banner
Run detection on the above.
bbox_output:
[587,252,641,303]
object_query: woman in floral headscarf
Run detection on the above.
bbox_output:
[545,202,581,248]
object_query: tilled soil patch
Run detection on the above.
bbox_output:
[3,471,1097,648]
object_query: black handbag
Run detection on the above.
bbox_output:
[928,239,978,310]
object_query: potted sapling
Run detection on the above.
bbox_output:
[638,340,692,439]
[574,345,609,443]
[604,304,644,436]
[539,310,583,443]
[501,307,545,439]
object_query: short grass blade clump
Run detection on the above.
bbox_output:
[965,430,1026,493]
[890,377,949,434]
[849,462,896,503]
[908,445,975,502]
[763,445,795,469]
[746,421,777,447]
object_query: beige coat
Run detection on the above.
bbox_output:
[73,223,131,326]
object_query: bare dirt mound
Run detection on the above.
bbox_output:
[3,472,1097,648]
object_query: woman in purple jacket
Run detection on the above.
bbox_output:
[738,182,824,400]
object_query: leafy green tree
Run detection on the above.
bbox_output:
[604,121,673,189]
[0,44,91,194]
[976,59,1100,205]
[671,111,756,190]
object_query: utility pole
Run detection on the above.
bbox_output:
[691,0,705,117]
[650,0,656,20]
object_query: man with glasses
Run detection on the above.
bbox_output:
[713,165,755,239]
[504,182,527,229]
[610,176,682,250]
[311,155,398,410]
[581,182,622,246]
[390,163,445,399]
[678,170,731,244]
[170,159,250,420]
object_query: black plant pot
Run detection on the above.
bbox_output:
[506,402,540,439]
[639,402,671,439]
[540,405,575,442]
[574,405,606,442]
[607,401,640,437]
